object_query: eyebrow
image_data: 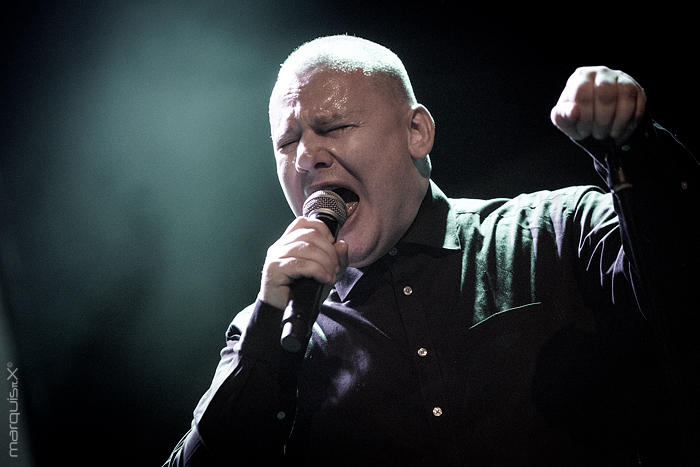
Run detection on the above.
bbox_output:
[311,112,345,126]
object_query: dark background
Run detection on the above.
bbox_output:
[1,1,696,465]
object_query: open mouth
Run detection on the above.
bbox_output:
[331,187,359,218]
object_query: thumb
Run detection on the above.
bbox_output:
[334,240,349,280]
[550,101,582,140]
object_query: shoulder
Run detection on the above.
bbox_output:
[448,185,609,223]
[445,186,615,246]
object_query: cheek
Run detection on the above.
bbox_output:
[276,157,303,215]
[346,132,404,182]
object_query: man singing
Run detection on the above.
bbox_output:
[165,35,697,466]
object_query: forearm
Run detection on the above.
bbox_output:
[165,300,301,466]
[577,119,699,397]
[577,119,698,288]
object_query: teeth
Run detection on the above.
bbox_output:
[345,201,358,218]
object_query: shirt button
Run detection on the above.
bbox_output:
[432,406,443,417]
[402,285,413,296]
[417,347,428,357]
[388,247,398,256]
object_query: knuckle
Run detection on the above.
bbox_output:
[266,243,282,260]
[618,81,640,99]
[573,66,593,76]
[283,256,308,276]
[291,216,314,230]
[590,65,613,74]
[595,81,618,104]
[572,84,593,104]
[573,65,606,79]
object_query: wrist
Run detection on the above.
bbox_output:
[257,285,289,312]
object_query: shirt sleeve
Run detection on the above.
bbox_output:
[574,119,697,312]
[163,300,302,466]
[574,120,699,429]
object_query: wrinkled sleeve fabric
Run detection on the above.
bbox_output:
[575,120,699,432]
[164,300,301,466]
[575,120,697,317]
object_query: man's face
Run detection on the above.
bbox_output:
[269,69,421,267]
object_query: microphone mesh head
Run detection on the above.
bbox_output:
[303,190,348,226]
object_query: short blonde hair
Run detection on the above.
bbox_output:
[272,35,417,108]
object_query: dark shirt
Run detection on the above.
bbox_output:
[165,122,698,466]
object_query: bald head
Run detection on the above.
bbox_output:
[270,35,418,111]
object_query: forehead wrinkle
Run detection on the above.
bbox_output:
[310,112,346,127]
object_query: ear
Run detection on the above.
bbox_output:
[407,104,435,160]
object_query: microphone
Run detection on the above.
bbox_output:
[280,190,348,353]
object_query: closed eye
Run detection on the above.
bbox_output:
[275,124,354,152]
[321,124,353,136]
[276,139,298,151]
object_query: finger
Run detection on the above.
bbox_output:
[279,254,339,284]
[609,85,637,142]
[282,216,335,243]
[264,242,338,292]
[610,76,646,144]
[591,71,618,140]
[334,240,349,282]
[259,216,343,308]
[277,219,339,262]
[260,253,335,310]
[573,74,595,140]
[278,238,340,281]
[268,219,339,274]
[635,83,647,121]
[550,100,581,138]
[279,237,348,285]
[551,74,586,139]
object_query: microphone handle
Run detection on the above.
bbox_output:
[280,278,330,353]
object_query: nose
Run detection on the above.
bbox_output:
[295,134,333,173]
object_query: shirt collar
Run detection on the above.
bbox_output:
[401,179,461,251]
[332,180,460,301]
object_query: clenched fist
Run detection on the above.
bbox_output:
[551,66,646,145]
[258,217,348,311]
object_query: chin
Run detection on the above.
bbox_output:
[347,246,381,269]
[346,248,367,269]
